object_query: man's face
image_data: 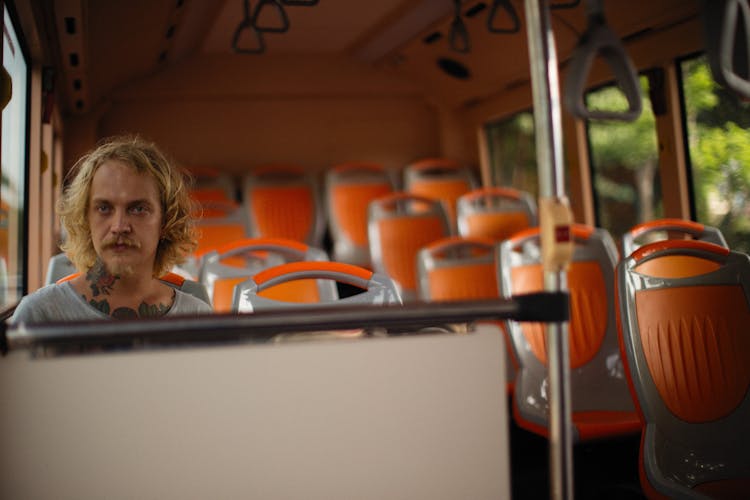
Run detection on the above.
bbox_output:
[88,160,163,277]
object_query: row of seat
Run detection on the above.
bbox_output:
[418,219,749,498]
[185,160,537,276]
[42,213,750,497]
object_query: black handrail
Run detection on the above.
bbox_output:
[563,0,642,121]
[2,293,568,356]
[487,0,521,34]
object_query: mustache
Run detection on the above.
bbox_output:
[102,235,141,249]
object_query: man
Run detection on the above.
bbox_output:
[10,136,212,323]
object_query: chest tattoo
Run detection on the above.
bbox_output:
[86,296,171,318]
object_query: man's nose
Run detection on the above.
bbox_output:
[110,210,131,233]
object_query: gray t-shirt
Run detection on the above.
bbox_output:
[9,281,212,325]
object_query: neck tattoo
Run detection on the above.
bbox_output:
[84,260,171,319]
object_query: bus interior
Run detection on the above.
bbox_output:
[1,0,749,498]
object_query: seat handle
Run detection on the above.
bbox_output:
[253,261,374,291]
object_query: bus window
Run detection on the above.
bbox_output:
[585,76,661,242]
[1,4,29,308]
[484,110,538,198]
[681,55,750,254]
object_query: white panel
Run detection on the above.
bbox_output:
[0,324,509,500]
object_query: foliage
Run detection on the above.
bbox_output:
[684,56,750,253]
[586,80,657,171]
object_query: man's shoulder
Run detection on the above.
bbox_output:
[10,282,88,324]
[22,282,75,302]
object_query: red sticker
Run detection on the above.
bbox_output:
[555,225,570,242]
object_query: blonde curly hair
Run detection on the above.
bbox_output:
[58,136,197,277]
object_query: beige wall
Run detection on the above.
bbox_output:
[88,54,443,176]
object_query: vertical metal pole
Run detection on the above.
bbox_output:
[523,1,574,499]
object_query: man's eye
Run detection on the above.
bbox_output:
[130,205,148,214]
[95,205,111,214]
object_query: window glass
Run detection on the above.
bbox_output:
[681,55,750,253]
[484,110,538,198]
[1,4,29,307]
[586,76,661,243]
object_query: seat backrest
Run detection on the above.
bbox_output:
[498,224,637,441]
[621,218,728,257]
[325,162,394,267]
[56,271,211,305]
[242,165,325,247]
[457,187,537,242]
[368,192,450,302]
[45,253,77,285]
[403,158,475,230]
[186,166,237,202]
[183,199,252,278]
[198,237,329,312]
[190,187,235,205]
[234,261,401,313]
[417,236,497,302]
[417,235,517,393]
[617,239,750,498]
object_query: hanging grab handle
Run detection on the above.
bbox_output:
[563,0,642,121]
[705,0,750,99]
[487,0,521,34]
[253,0,290,33]
[232,0,265,54]
[281,0,319,5]
[449,0,471,53]
[550,0,581,9]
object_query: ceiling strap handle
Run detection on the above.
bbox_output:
[252,0,290,33]
[232,1,266,54]
[281,0,319,5]
[563,0,642,121]
[550,0,581,9]
[449,0,471,53]
[704,0,750,99]
[487,0,521,34]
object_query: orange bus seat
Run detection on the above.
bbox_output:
[403,158,475,232]
[242,165,325,247]
[185,166,237,202]
[234,261,401,313]
[621,218,728,258]
[457,187,537,242]
[498,225,640,442]
[183,199,252,277]
[326,162,394,267]
[417,236,517,393]
[45,253,77,285]
[197,237,329,312]
[617,239,750,498]
[368,192,450,302]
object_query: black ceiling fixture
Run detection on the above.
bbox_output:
[232,0,317,55]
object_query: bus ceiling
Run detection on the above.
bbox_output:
[42,0,705,117]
